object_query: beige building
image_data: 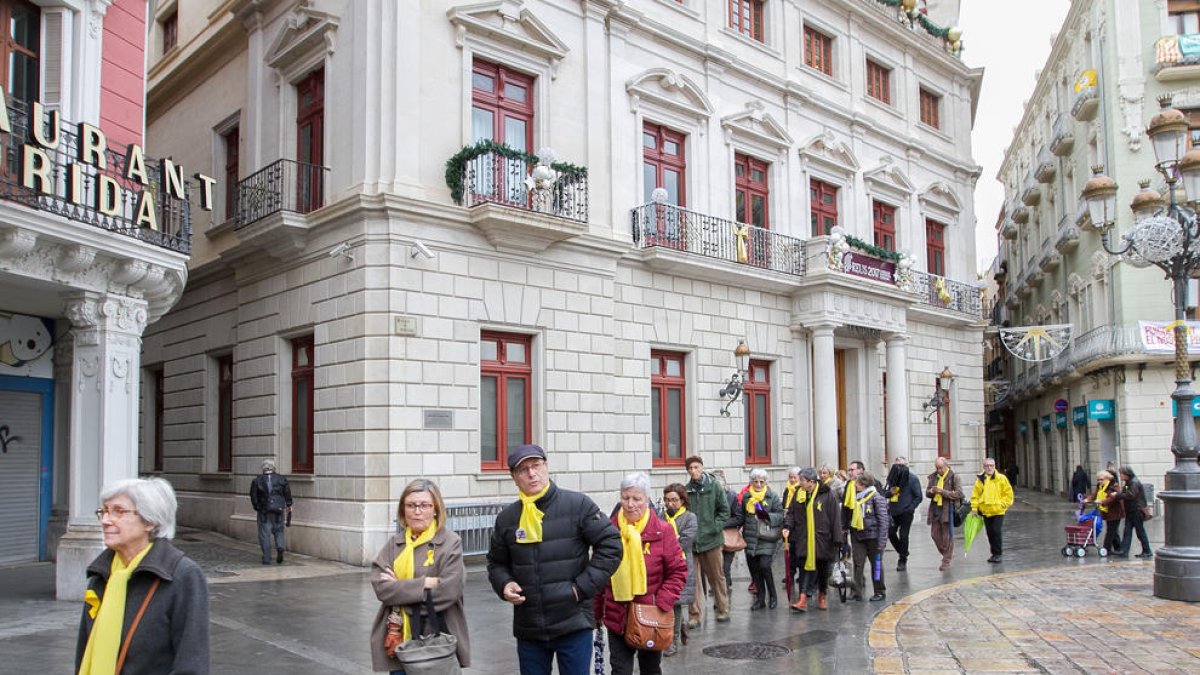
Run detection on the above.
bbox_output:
[143,0,985,564]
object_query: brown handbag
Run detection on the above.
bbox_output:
[624,601,673,651]
[722,527,746,552]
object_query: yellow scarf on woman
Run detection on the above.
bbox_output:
[392,521,438,641]
[850,487,877,530]
[664,506,686,537]
[744,486,767,514]
[804,489,818,572]
[516,484,550,543]
[934,472,948,506]
[1096,480,1111,513]
[78,542,155,675]
[612,509,650,601]
[784,484,799,509]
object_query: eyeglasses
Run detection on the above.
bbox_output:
[95,506,139,521]
[404,502,436,512]
[513,460,546,475]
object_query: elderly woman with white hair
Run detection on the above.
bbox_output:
[734,468,784,610]
[595,472,687,675]
[76,477,209,675]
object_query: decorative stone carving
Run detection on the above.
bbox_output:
[626,68,714,122]
[0,227,37,258]
[798,130,860,178]
[721,101,793,156]
[1120,92,1145,152]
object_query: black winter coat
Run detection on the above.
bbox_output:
[782,482,842,563]
[249,471,292,513]
[486,483,622,642]
[884,465,923,518]
[76,539,210,675]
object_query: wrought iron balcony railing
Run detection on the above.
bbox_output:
[0,100,192,254]
[234,158,328,228]
[630,202,805,276]
[909,271,983,317]
[460,149,588,223]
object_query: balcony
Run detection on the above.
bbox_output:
[0,100,192,254]
[235,159,328,228]
[1021,175,1041,206]
[1071,324,1153,367]
[1012,204,1030,224]
[1034,148,1056,183]
[1049,113,1075,156]
[1001,219,1018,239]
[454,147,589,252]
[1039,250,1061,272]
[1056,223,1080,253]
[1071,70,1099,121]
[630,202,806,287]
[1153,34,1200,82]
[909,271,983,317]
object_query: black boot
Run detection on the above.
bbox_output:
[750,593,766,611]
[277,549,284,564]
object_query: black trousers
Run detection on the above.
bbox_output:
[607,629,662,675]
[1120,512,1151,555]
[1102,518,1122,553]
[887,511,914,562]
[747,553,776,602]
[983,514,1004,557]
[801,560,831,596]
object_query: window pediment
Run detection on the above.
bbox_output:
[919,181,963,214]
[265,4,338,82]
[448,1,569,76]
[798,131,859,178]
[721,101,792,155]
[626,68,713,121]
[863,157,914,199]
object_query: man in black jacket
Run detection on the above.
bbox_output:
[884,457,923,572]
[249,460,292,564]
[487,444,621,675]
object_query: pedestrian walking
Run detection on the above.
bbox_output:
[734,469,784,611]
[595,473,687,675]
[1116,467,1153,558]
[370,479,470,673]
[781,467,803,601]
[846,472,889,602]
[487,444,622,675]
[783,467,841,612]
[661,483,696,657]
[926,457,964,571]
[1084,470,1124,556]
[77,478,210,675]
[1070,465,1090,504]
[884,457,923,571]
[249,460,292,564]
[970,458,1014,563]
[684,456,732,625]
[717,470,740,602]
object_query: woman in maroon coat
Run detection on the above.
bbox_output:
[595,472,688,675]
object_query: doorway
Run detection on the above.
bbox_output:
[834,349,847,468]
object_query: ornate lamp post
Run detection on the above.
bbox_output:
[719,339,752,417]
[1082,96,1200,601]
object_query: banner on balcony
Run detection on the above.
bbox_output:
[838,251,897,285]
[999,324,1071,362]
[1156,34,1200,67]
[1138,320,1200,354]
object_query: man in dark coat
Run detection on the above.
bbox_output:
[487,444,621,675]
[782,467,841,612]
[884,457,923,571]
[249,460,292,564]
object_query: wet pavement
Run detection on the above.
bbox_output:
[1,491,1195,674]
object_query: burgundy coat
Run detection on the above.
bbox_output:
[594,509,688,634]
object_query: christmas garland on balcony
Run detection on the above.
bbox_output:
[844,234,903,262]
[873,0,952,40]
[444,139,588,205]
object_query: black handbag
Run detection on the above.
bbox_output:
[392,589,461,675]
[953,499,971,528]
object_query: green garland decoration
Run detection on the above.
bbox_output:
[872,0,954,41]
[444,139,588,205]
[844,234,903,262]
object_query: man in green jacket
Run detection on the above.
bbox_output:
[685,456,731,625]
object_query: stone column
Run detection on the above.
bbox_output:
[790,326,812,467]
[55,293,148,600]
[885,333,911,463]
[811,324,838,469]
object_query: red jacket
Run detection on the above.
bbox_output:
[594,509,688,634]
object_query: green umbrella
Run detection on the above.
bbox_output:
[963,512,985,555]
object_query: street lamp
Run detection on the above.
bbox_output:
[1081,95,1200,602]
[719,339,751,417]
[923,366,954,422]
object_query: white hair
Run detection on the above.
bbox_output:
[100,477,178,540]
[749,468,769,481]
[619,472,653,498]
[262,459,277,472]
[787,466,802,477]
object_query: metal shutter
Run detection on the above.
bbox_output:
[0,390,43,564]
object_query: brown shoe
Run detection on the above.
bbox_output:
[790,593,808,612]
[817,592,828,610]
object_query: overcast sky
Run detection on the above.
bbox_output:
[961,0,1072,274]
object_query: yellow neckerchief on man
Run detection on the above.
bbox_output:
[516,483,550,544]
[784,483,799,509]
[804,488,818,572]
[664,506,687,537]
[612,509,650,601]
[392,519,439,641]
[934,471,948,506]
[744,485,767,514]
[1096,480,1111,513]
[78,542,155,675]
[850,486,877,530]
[843,481,857,509]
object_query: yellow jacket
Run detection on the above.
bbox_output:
[971,472,1014,517]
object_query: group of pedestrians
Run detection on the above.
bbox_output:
[1082,465,1154,559]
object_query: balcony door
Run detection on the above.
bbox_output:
[471,59,534,206]
[296,67,324,212]
[734,153,769,267]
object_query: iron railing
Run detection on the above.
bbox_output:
[461,150,588,223]
[1071,324,1146,367]
[1050,113,1074,155]
[910,271,983,317]
[234,158,328,228]
[630,202,806,276]
[443,501,508,556]
[0,100,192,253]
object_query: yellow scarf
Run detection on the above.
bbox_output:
[516,484,550,544]
[1096,480,1110,513]
[612,509,650,601]
[804,489,818,571]
[784,484,799,509]
[889,486,900,503]
[744,486,767,514]
[78,542,155,675]
[391,521,439,642]
[843,482,856,509]
[664,506,686,537]
[850,487,876,530]
[934,471,948,506]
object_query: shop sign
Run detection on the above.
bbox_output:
[839,251,896,285]
[1088,400,1114,420]
[1041,415,1052,431]
[1072,406,1087,426]
[1055,412,1067,428]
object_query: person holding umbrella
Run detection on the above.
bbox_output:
[970,458,1014,564]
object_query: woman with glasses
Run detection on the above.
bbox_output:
[76,477,210,675]
[369,479,470,674]
[734,468,784,610]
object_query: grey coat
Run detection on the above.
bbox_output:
[370,526,470,671]
[76,539,210,675]
[667,509,698,606]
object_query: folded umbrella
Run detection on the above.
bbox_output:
[962,512,984,555]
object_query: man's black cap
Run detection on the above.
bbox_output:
[508,444,547,471]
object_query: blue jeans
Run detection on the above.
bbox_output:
[256,511,284,561]
[516,628,592,675]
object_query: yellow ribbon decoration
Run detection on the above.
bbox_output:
[850,487,877,531]
[934,471,948,506]
[735,223,749,263]
[78,542,155,675]
[804,489,817,572]
[611,509,650,601]
[516,484,550,544]
[392,520,439,642]
[84,590,100,620]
